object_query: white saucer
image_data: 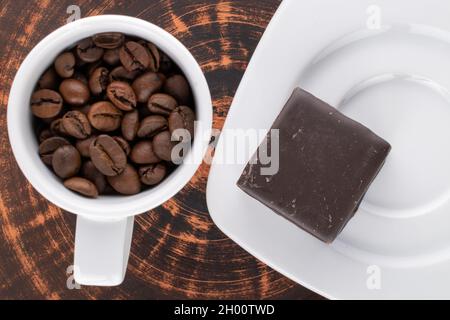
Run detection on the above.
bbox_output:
[206,0,450,299]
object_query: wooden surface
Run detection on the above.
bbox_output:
[0,0,321,299]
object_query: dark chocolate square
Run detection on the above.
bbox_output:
[237,88,391,243]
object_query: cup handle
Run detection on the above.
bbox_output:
[74,215,134,286]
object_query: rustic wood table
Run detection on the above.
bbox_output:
[0,0,321,299]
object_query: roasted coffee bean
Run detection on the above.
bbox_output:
[139,163,166,186]
[62,110,91,139]
[89,67,109,95]
[92,32,124,49]
[31,89,63,118]
[168,106,195,140]
[106,81,136,111]
[52,145,81,178]
[164,74,191,105]
[130,141,160,164]
[59,79,90,106]
[38,129,53,143]
[38,68,58,89]
[121,110,139,141]
[132,72,163,103]
[146,42,160,72]
[75,135,97,157]
[103,48,120,65]
[54,52,75,78]
[50,118,67,135]
[89,135,127,176]
[113,136,130,156]
[119,41,150,72]
[107,164,141,195]
[88,101,122,132]
[137,115,167,138]
[152,130,175,161]
[39,137,70,165]
[76,38,104,63]
[109,66,140,82]
[64,177,98,198]
[81,160,107,194]
[148,93,177,116]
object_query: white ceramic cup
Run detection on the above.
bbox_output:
[7,15,212,286]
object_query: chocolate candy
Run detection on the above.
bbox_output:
[237,88,391,243]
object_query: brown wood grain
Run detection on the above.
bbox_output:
[0,0,322,299]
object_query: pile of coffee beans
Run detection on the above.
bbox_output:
[31,32,196,198]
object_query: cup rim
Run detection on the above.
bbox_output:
[7,15,212,219]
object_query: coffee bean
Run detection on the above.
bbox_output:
[38,68,59,89]
[146,42,160,72]
[132,72,163,103]
[64,177,98,198]
[92,32,124,49]
[39,137,70,165]
[121,110,139,141]
[148,93,177,116]
[89,135,127,176]
[164,74,191,105]
[62,111,91,139]
[106,81,136,111]
[107,164,141,195]
[103,48,120,65]
[50,118,67,136]
[89,67,109,95]
[119,41,150,72]
[168,106,195,140]
[130,141,160,164]
[31,89,63,118]
[59,79,90,106]
[88,101,122,132]
[76,38,104,63]
[113,136,130,156]
[137,115,167,138]
[81,160,107,194]
[76,135,97,157]
[139,163,166,186]
[109,66,140,82]
[54,52,75,78]
[152,130,175,161]
[52,145,81,178]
